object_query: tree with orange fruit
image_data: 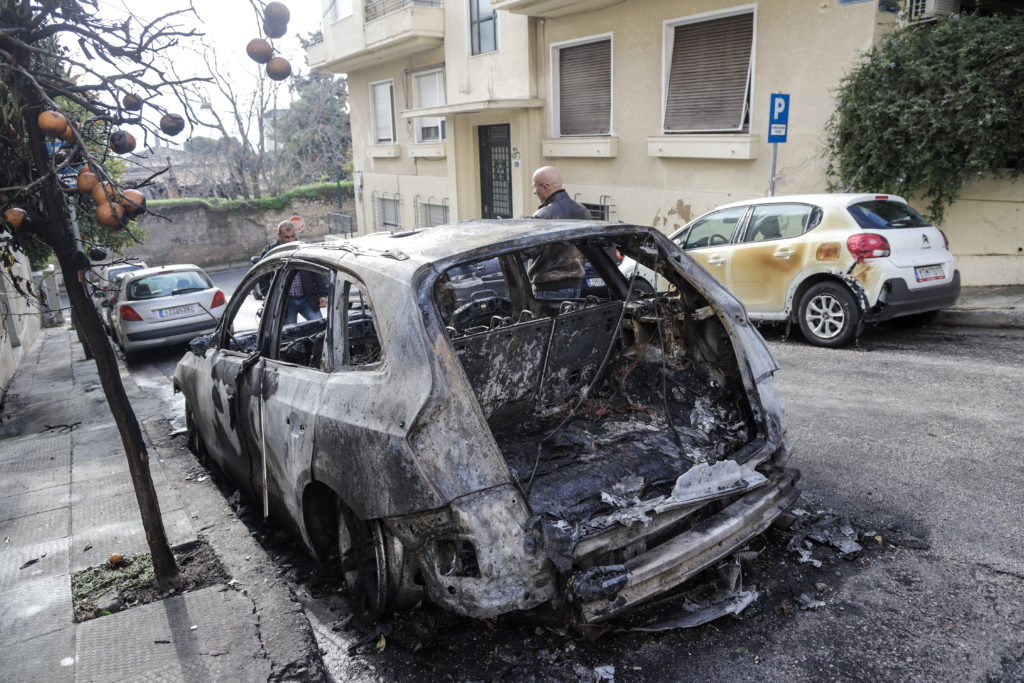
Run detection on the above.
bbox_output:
[0,0,217,581]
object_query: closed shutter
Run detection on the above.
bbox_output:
[664,13,753,133]
[371,82,394,144]
[559,39,611,136]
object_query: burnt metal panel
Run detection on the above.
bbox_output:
[452,317,553,424]
[538,301,623,408]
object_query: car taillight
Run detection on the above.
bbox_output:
[939,229,950,249]
[614,248,625,263]
[119,305,143,321]
[211,289,226,308]
[847,233,890,263]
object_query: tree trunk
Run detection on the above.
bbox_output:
[24,108,179,580]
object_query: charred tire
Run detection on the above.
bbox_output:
[337,505,392,622]
[797,281,859,348]
[184,401,208,463]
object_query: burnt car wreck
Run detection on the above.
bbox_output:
[174,220,800,626]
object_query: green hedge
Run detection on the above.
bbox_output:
[149,182,354,212]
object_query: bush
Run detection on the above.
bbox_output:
[826,13,1024,222]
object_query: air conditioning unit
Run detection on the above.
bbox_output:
[909,0,960,21]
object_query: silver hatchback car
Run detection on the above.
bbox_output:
[109,264,225,359]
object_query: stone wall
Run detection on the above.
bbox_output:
[124,194,356,270]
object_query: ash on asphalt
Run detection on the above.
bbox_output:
[179,432,923,681]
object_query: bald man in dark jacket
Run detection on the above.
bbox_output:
[528,166,592,298]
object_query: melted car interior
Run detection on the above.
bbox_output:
[434,235,758,531]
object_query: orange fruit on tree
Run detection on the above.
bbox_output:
[37,110,67,137]
[246,38,274,64]
[4,207,27,229]
[109,129,136,154]
[96,202,127,229]
[120,189,146,218]
[122,93,143,111]
[91,181,117,205]
[266,57,291,81]
[264,2,290,25]
[77,165,98,194]
[160,113,185,136]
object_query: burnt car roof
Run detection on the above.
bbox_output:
[276,219,648,276]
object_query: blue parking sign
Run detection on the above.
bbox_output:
[768,93,790,143]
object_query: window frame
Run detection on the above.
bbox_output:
[661,5,757,135]
[739,203,821,244]
[373,192,402,231]
[369,79,397,145]
[550,33,613,138]
[468,0,498,56]
[415,197,450,228]
[412,68,447,143]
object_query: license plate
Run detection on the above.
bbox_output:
[158,304,197,318]
[914,265,945,282]
[586,277,605,287]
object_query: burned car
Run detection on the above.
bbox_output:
[174,220,800,624]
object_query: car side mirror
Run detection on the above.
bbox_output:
[101,299,112,308]
[250,256,261,265]
[188,334,213,357]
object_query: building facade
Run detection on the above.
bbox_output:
[308,0,1022,286]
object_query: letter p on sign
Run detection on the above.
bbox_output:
[768,93,790,143]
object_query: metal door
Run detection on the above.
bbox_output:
[478,124,512,219]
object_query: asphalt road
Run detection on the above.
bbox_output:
[123,280,1024,681]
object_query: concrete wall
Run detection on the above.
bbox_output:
[0,250,42,399]
[124,194,355,269]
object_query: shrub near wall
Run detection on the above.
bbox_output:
[129,183,354,269]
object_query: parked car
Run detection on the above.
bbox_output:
[88,259,148,330]
[174,220,799,625]
[669,194,960,347]
[107,264,225,360]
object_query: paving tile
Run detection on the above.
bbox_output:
[0,469,69,498]
[75,585,271,682]
[0,432,71,464]
[0,537,70,593]
[0,484,70,523]
[0,624,74,682]
[0,573,72,645]
[0,506,70,551]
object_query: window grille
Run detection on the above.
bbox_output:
[415,196,450,228]
[372,192,401,231]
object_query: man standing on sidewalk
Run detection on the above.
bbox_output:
[527,165,592,299]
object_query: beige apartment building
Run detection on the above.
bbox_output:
[308,0,1022,286]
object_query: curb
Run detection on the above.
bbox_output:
[935,309,1024,330]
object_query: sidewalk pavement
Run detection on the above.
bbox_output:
[935,285,1024,329]
[0,325,324,681]
[0,284,1019,680]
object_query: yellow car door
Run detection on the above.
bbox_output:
[676,206,747,289]
[728,204,818,312]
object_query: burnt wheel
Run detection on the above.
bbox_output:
[797,281,859,348]
[184,400,208,463]
[337,505,391,621]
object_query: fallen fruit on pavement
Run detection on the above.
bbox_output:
[108,553,124,566]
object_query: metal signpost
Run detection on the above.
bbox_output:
[768,93,790,196]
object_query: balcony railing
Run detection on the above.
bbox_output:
[365,0,442,22]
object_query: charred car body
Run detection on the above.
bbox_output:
[174,220,800,624]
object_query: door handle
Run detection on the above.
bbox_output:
[707,256,726,266]
[773,249,796,259]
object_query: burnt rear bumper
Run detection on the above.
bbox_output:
[574,467,801,622]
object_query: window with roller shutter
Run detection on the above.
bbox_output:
[553,36,612,137]
[663,11,754,134]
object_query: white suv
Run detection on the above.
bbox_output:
[667,194,960,347]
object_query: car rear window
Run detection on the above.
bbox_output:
[127,271,211,300]
[847,201,930,229]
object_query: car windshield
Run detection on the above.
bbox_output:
[127,270,211,300]
[847,200,930,229]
